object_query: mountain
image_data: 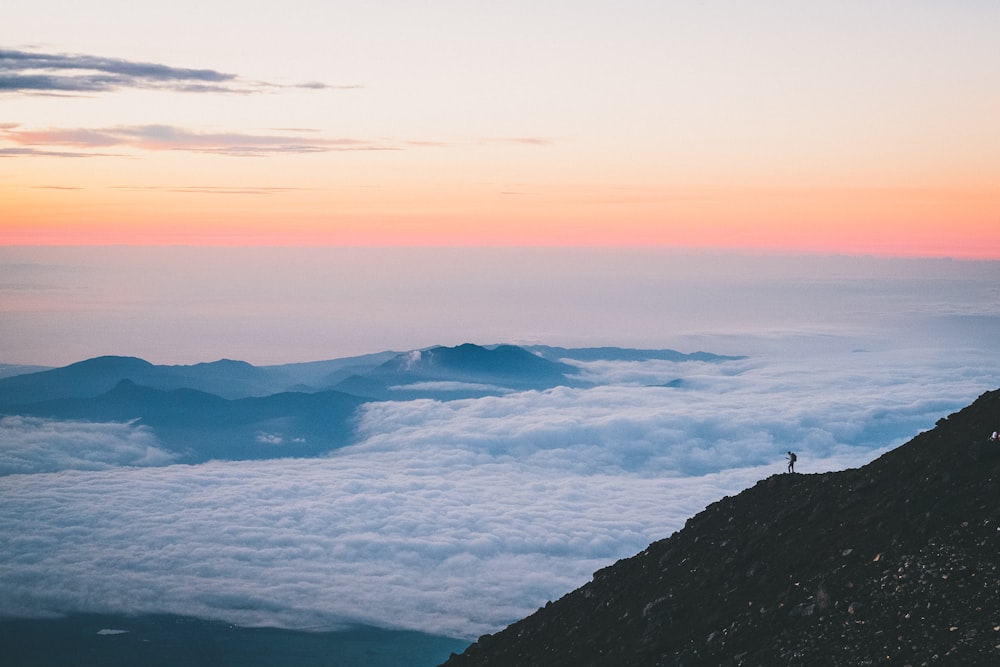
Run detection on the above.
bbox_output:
[0,356,159,407]
[526,346,746,364]
[0,363,52,380]
[261,350,402,390]
[12,379,367,462]
[0,353,401,407]
[441,389,1000,666]
[0,344,727,407]
[334,344,580,400]
[0,355,281,405]
[0,346,579,407]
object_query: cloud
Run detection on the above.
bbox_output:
[255,431,305,445]
[388,381,515,393]
[352,350,979,477]
[0,47,349,95]
[0,124,396,157]
[479,137,555,146]
[0,125,542,161]
[113,186,308,195]
[1,348,996,640]
[0,416,176,475]
[0,146,110,158]
[0,447,783,638]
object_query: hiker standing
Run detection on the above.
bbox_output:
[787,451,797,473]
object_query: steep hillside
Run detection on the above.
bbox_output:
[442,389,1000,666]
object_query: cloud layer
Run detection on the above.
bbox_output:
[1,346,997,639]
[0,416,175,475]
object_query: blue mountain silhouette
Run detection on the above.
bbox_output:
[12,379,365,462]
[0,353,401,407]
[526,345,746,363]
[335,343,580,400]
[0,343,734,459]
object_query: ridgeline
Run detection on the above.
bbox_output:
[442,389,1000,666]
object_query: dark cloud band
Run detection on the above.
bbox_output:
[0,48,237,93]
[0,47,341,94]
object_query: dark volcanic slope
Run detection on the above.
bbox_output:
[442,389,1000,667]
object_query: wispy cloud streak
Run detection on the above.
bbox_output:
[1,124,396,157]
[0,47,350,94]
[0,146,103,158]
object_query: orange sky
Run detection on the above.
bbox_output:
[2,181,996,258]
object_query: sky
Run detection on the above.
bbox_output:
[2,1,999,255]
[1,247,997,366]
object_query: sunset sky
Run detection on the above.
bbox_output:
[2,1,998,255]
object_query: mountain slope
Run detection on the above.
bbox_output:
[442,389,1000,666]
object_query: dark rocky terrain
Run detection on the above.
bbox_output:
[442,389,1000,667]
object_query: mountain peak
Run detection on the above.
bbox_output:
[442,389,1000,666]
[187,358,255,370]
[374,343,576,389]
[67,355,155,372]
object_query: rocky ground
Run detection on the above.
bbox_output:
[441,389,1000,667]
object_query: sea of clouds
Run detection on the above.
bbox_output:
[2,342,998,640]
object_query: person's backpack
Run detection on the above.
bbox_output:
[790,452,797,462]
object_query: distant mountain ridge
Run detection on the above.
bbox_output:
[0,343,732,408]
[440,389,1000,666]
[10,379,366,462]
[338,344,582,400]
[0,343,743,464]
[0,355,277,405]
[0,364,52,380]
[0,351,412,407]
[526,346,745,364]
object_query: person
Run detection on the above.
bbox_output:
[787,451,797,473]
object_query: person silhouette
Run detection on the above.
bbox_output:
[787,451,797,473]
